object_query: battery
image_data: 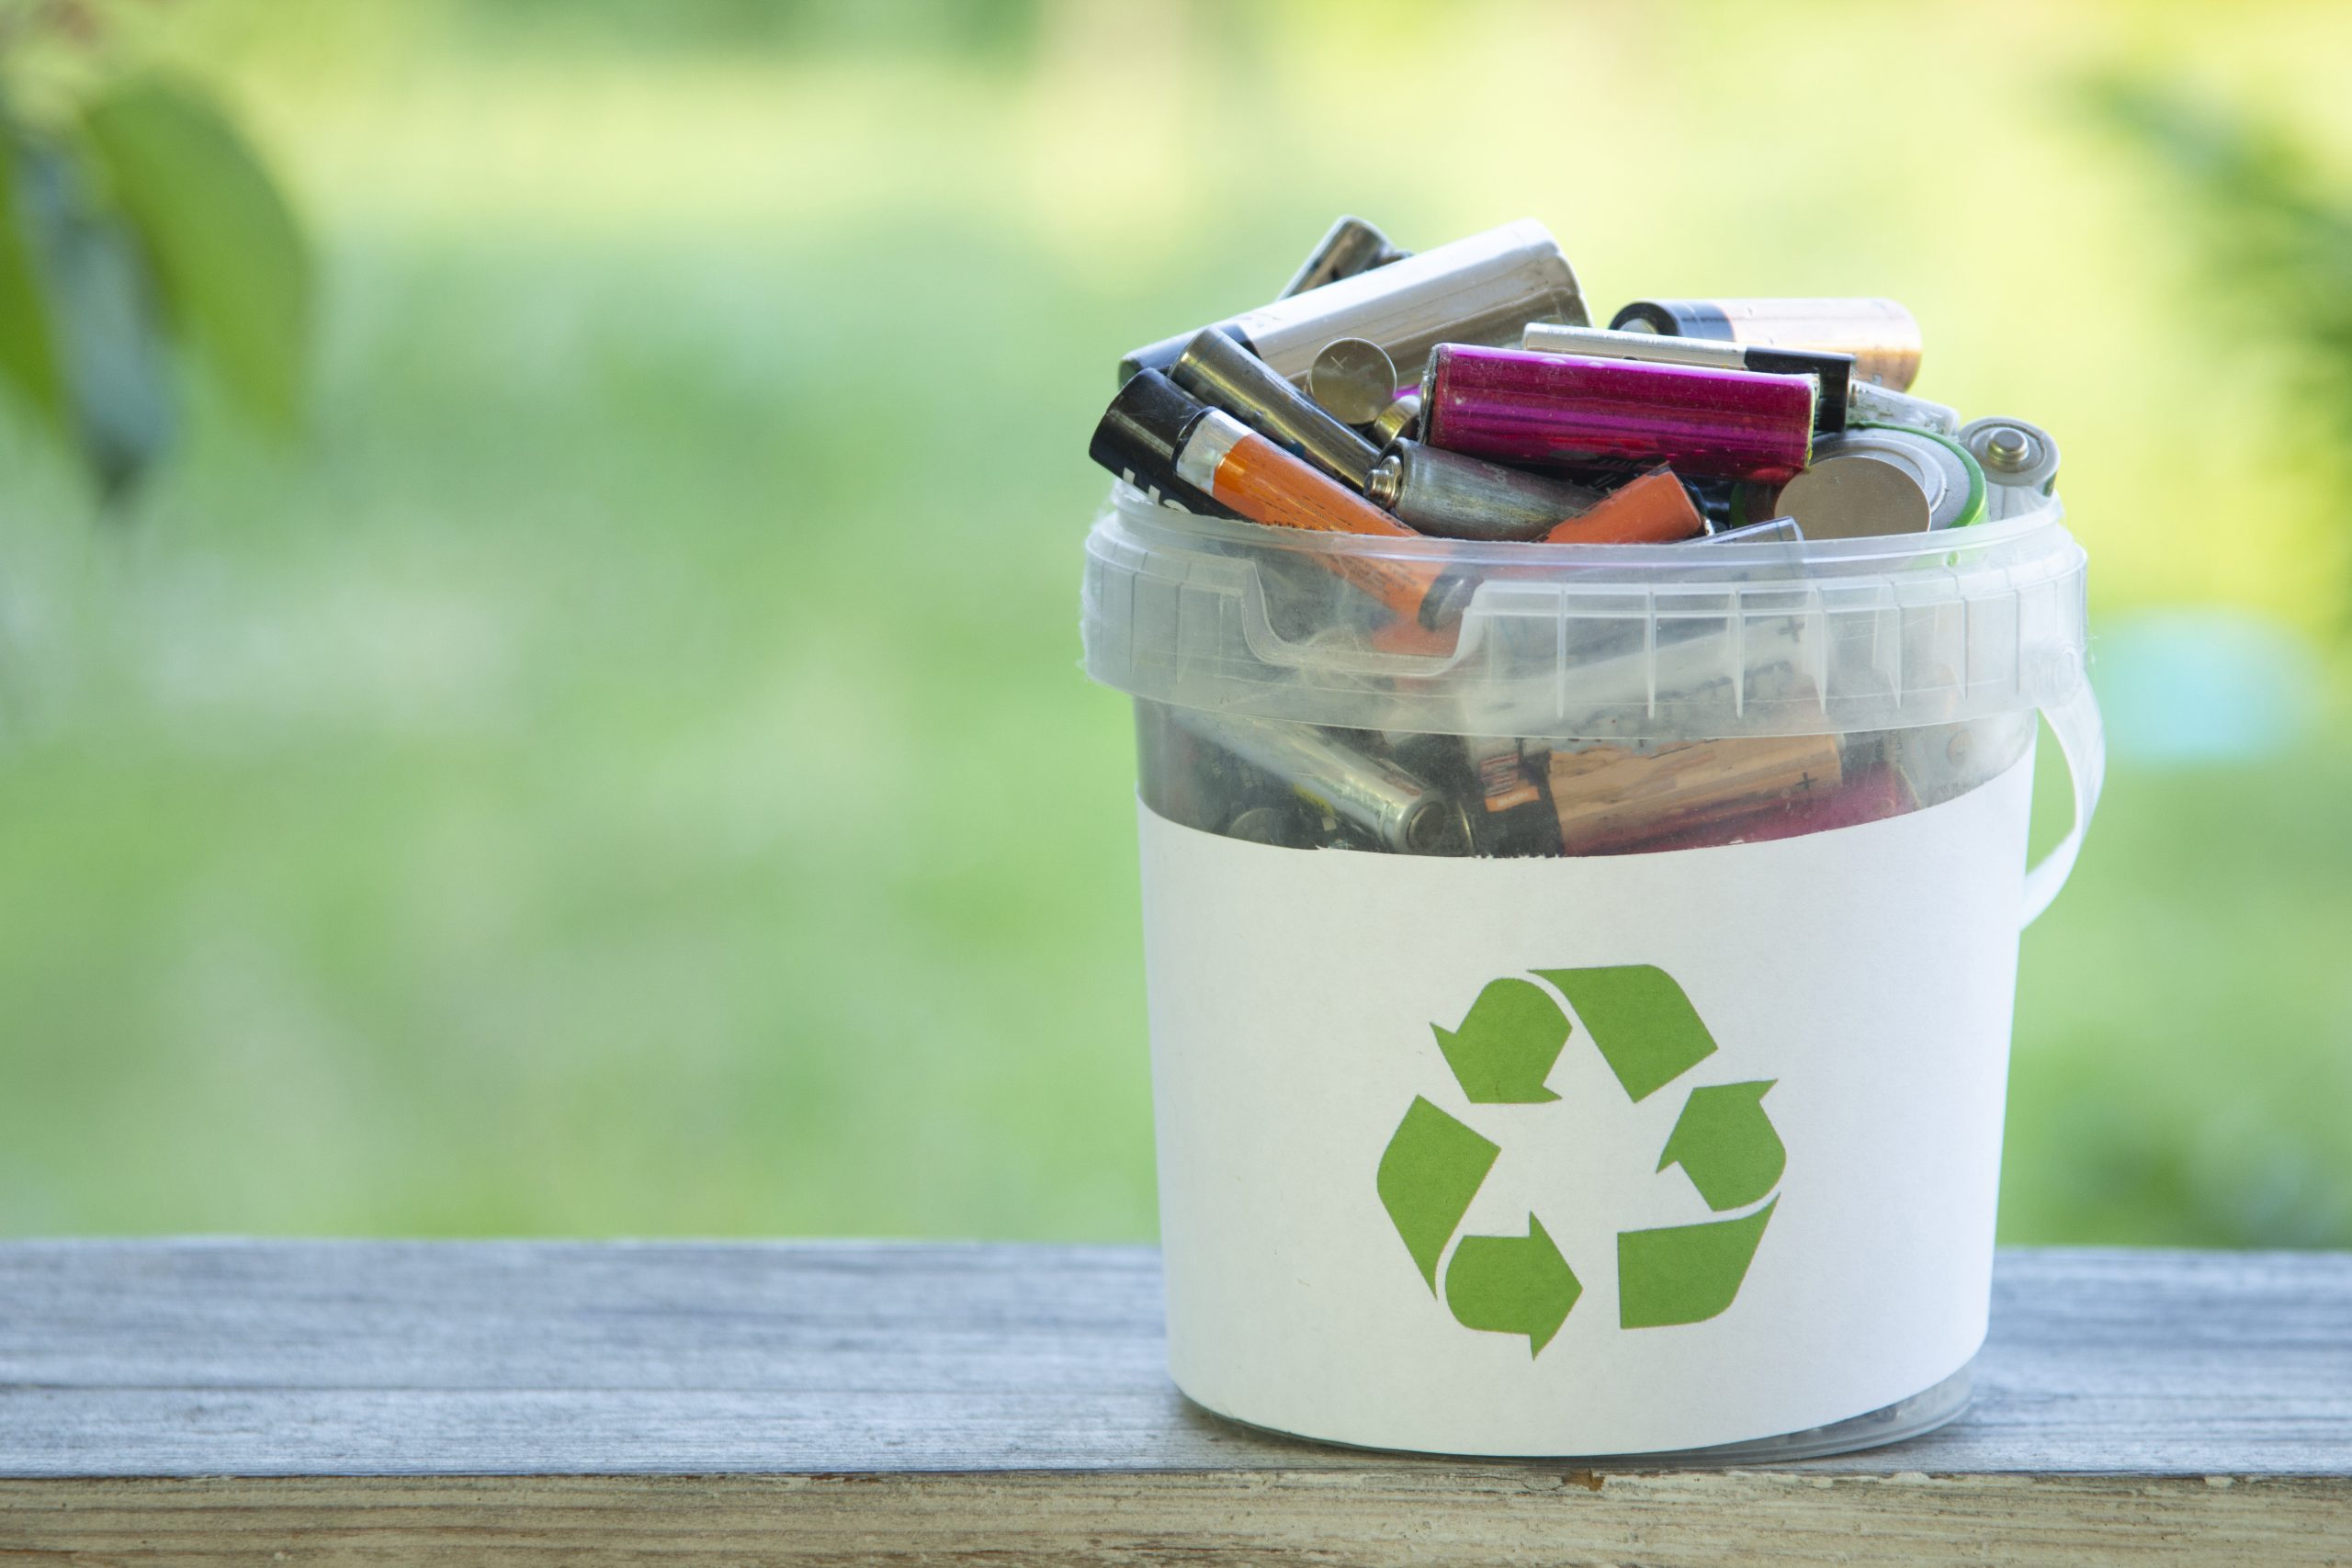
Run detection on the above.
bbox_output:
[1120,218,1588,388]
[1421,344,1815,484]
[1538,466,1707,544]
[1521,321,1853,433]
[1957,416,2061,521]
[1171,407,1457,628]
[1610,297,1923,391]
[1280,216,1410,299]
[1369,389,1423,448]
[1306,337,1400,426]
[1086,368,1238,518]
[1170,708,1472,855]
[1548,733,1845,856]
[1170,326,1383,492]
[1769,424,1984,536]
[1365,439,1605,541]
[1847,379,1960,436]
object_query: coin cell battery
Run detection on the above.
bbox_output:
[1770,424,1986,537]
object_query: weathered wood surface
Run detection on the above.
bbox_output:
[0,1242,2346,1565]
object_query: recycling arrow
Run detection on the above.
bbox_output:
[1443,1213,1580,1356]
[1618,1198,1777,1328]
[1432,977,1567,1103]
[1376,1096,1499,1291]
[1657,1080,1785,1212]
[1534,964,1716,1102]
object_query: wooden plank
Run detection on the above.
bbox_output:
[0,1243,2346,1564]
[0,1473,2345,1566]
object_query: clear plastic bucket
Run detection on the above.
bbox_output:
[1081,486,2101,1459]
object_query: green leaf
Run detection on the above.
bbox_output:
[12,135,175,499]
[0,127,65,426]
[80,74,311,431]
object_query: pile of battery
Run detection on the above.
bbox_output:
[1089,216,2060,857]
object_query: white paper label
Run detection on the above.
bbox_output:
[1136,752,2034,1456]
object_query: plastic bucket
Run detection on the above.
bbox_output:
[1081,486,2100,1460]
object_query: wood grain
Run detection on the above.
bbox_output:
[0,1243,2346,1563]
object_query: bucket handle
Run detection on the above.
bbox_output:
[2021,679,2105,929]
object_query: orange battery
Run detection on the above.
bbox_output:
[1539,466,1705,545]
[1175,408,1455,627]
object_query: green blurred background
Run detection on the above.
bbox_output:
[2,0,2347,1247]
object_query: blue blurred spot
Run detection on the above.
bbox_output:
[2093,609,2321,767]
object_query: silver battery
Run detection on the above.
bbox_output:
[1121,218,1588,387]
[1307,336,1399,425]
[1774,426,1984,536]
[1170,708,1472,855]
[1957,416,2060,521]
[1370,389,1423,448]
[1170,326,1384,492]
[1280,216,1409,299]
[1364,439,1604,541]
[1848,380,1961,436]
[1522,321,1752,369]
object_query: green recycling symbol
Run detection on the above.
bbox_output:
[1374,965,1784,1355]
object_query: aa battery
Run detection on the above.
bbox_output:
[1280,217,1409,299]
[1547,733,1845,856]
[1422,344,1815,484]
[1171,407,1457,628]
[1364,440,1604,541]
[1770,424,1984,537]
[1170,707,1471,855]
[1957,416,2061,521]
[1120,218,1588,387]
[1087,368,1238,518]
[1610,297,1923,392]
[1521,321,1853,433]
[1170,325,1383,492]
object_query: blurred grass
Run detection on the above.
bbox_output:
[0,0,2347,1244]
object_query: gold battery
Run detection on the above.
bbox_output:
[1547,733,1845,855]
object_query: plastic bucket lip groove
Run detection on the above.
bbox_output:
[1083,483,2088,741]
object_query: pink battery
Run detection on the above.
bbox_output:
[1419,344,1815,483]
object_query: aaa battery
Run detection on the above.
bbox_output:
[1610,297,1923,392]
[1172,408,1457,628]
[1422,345,1815,485]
